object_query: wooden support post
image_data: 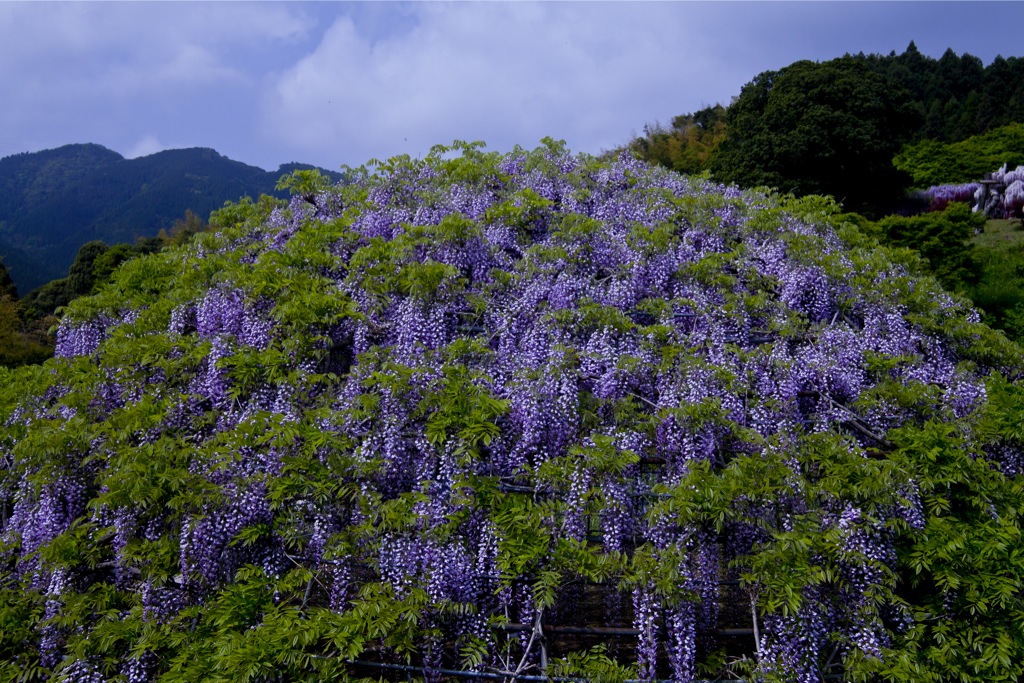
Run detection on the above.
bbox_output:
[538,609,548,674]
[750,594,763,662]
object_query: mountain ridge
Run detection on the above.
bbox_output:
[0,143,343,293]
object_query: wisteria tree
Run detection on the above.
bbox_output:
[2,140,1024,683]
[922,163,1024,218]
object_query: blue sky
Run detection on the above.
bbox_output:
[2,1,1023,172]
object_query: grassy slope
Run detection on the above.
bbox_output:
[969,219,1024,336]
[973,219,1024,250]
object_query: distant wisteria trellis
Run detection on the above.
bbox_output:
[922,163,1024,217]
[2,141,1023,683]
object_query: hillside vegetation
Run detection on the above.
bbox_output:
[0,145,342,294]
[968,218,1024,339]
[0,210,228,366]
[894,122,1024,187]
[633,44,1024,218]
[2,142,1023,683]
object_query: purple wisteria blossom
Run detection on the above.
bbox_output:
[1,142,1021,682]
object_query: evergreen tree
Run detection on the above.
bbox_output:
[0,260,16,300]
[710,58,920,217]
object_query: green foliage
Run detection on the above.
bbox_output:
[966,227,1024,342]
[5,208,233,365]
[629,105,728,176]
[0,261,16,301]
[276,168,331,199]
[419,359,509,450]
[66,241,109,297]
[632,44,1024,220]
[1006,303,1024,342]
[875,203,985,291]
[19,279,69,321]
[847,213,1024,345]
[155,209,211,247]
[642,382,1024,683]
[851,44,1024,144]
[710,58,919,218]
[89,243,134,285]
[19,236,164,321]
[551,644,637,683]
[0,588,46,682]
[861,413,1024,683]
[0,259,54,367]
[0,296,52,367]
[894,123,1024,187]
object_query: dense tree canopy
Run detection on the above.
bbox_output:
[1,143,1023,683]
[631,45,1024,215]
[0,297,52,368]
[20,238,164,322]
[0,261,16,301]
[710,59,920,217]
[0,262,51,368]
[0,261,52,368]
[874,202,985,292]
[893,123,1024,187]
[629,106,727,177]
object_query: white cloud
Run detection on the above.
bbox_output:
[263,3,714,164]
[0,2,322,162]
[8,1,1024,172]
[125,135,167,159]
[0,2,314,96]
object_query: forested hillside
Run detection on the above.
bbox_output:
[1,142,1023,683]
[633,43,1024,218]
[0,145,342,294]
[894,122,1024,186]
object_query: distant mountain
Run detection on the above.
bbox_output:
[0,144,343,293]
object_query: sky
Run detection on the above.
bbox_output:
[2,1,1024,173]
